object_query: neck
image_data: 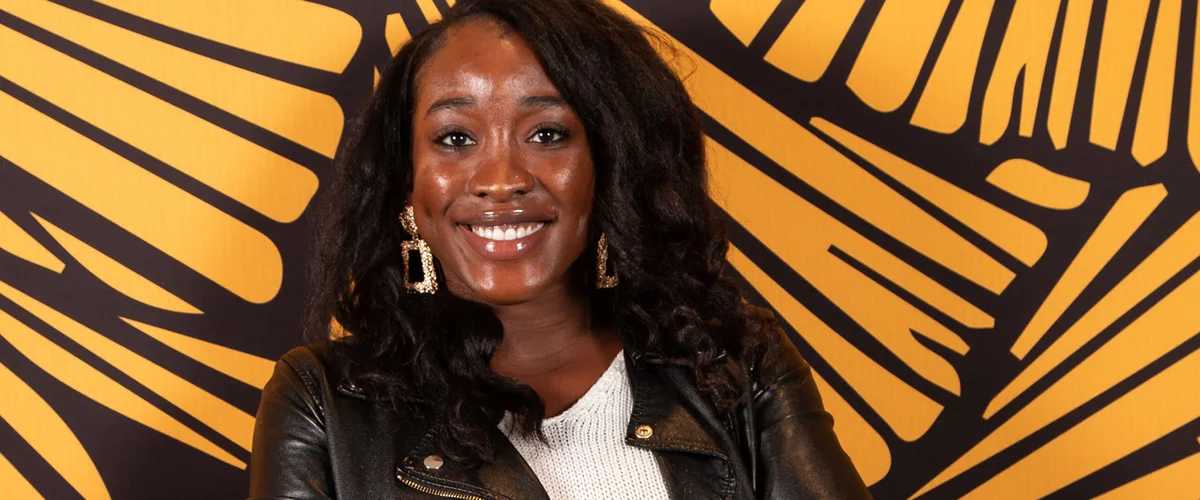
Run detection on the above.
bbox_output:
[487,280,619,377]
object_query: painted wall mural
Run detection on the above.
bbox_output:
[0,0,1197,498]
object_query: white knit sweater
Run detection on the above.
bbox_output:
[498,351,670,499]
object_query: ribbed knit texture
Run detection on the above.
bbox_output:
[498,351,670,499]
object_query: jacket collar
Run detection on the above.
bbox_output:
[397,423,551,500]
[337,351,735,500]
[622,350,729,459]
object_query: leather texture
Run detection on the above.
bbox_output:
[248,334,872,499]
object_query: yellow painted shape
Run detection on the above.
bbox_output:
[979,0,1064,145]
[985,158,1091,210]
[988,209,1200,417]
[386,13,412,55]
[0,90,282,304]
[705,136,969,398]
[707,138,991,332]
[764,0,864,82]
[0,23,318,224]
[1010,185,1165,359]
[0,211,64,272]
[1190,9,1200,174]
[728,245,944,441]
[610,0,1015,294]
[0,307,243,468]
[329,315,351,340]
[121,317,274,389]
[32,215,201,314]
[1131,0,1180,166]
[417,0,443,24]
[0,451,44,500]
[811,370,891,485]
[1090,0,1153,150]
[961,347,1200,499]
[814,117,1047,266]
[0,280,256,454]
[4,0,345,159]
[1047,0,1095,149]
[914,255,1200,497]
[710,0,782,46]
[910,0,996,134]
[95,0,360,73]
[1097,452,1200,499]
[0,362,107,500]
[847,0,951,112]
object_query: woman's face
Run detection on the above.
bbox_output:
[409,20,595,306]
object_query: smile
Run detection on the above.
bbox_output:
[467,222,546,241]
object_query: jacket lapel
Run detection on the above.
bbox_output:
[393,412,550,500]
[624,355,740,499]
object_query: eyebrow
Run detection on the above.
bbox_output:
[520,95,567,108]
[423,94,568,117]
[425,97,475,117]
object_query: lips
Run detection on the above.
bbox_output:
[453,207,555,261]
[454,207,555,227]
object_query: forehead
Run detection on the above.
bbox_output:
[415,20,558,101]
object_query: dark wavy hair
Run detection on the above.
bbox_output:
[302,0,781,464]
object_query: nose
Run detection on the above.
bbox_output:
[467,145,535,202]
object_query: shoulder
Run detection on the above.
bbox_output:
[743,326,815,397]
[264,339,360,406]
[276,340,337,381]
[272,339,412,403]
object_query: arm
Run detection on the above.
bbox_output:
[755,335,872,499]
[247,353,335,500]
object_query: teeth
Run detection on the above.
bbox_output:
[469,222,545,241]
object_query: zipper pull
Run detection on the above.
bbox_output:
[396,457,488,500]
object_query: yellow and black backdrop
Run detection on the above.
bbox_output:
[1,0,1198,498]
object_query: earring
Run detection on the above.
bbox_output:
[596,232,618,289]
[399,205,438,294]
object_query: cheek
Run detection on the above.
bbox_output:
[411,151,460,203]
[409,153,463,240]
[546,155,595,252]
[547,153,595,210]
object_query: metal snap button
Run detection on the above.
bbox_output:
[340,378,362,392]
[635,424,653,439]
[423,454,444,470]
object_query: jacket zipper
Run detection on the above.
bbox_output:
[395,471,486,500]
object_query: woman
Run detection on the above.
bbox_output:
[248,0,870,498]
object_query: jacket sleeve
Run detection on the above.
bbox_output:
[755,334,873,499]
[248,352,335,500]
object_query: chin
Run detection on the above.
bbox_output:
[471,290,538,307]
[453,265,555,305]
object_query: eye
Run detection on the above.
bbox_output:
[528,126,569,144]
[437,132,476,148]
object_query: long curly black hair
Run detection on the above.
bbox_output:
[302,0,781,464]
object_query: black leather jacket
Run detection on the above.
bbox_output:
[248,336,872,499]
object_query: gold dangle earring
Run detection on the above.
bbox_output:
[399,205,438,294]
[596,232,618,289]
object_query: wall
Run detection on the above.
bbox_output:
[0,0,1196,498]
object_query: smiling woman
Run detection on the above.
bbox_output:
[411,19,596,305]
[247,0,869,499]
